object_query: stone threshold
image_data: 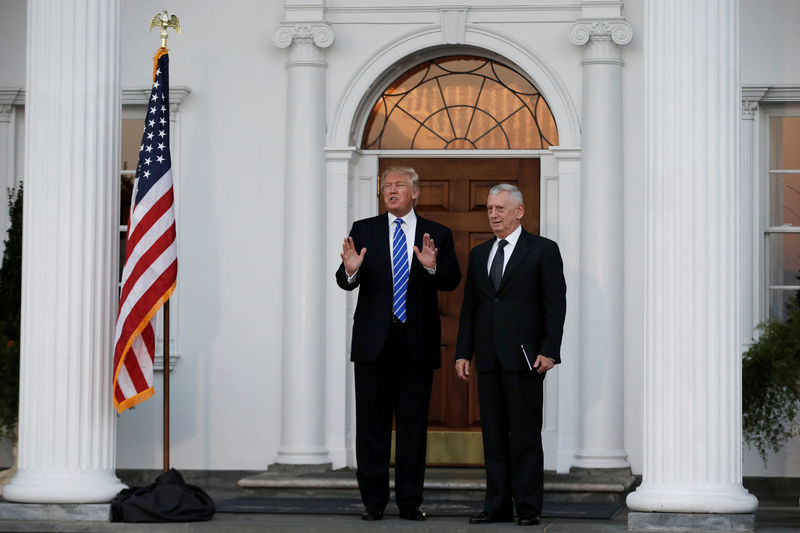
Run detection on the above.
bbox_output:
[238,466,637,495]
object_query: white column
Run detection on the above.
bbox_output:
[626,0,758,514]
[569,19,632,469]
[324,147,356,469]
[550,147,582,473]
[3,0,124,503]
[272,23,334,465]
[740,99,761,351]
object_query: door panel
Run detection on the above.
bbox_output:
[380,158,541,463]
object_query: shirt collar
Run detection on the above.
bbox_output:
[388,209,416,227]
[496,224,522,247]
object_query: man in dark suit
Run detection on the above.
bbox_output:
[455,183,566,527]
[336,166,461,521]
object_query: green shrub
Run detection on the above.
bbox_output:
[0,184,22,436]
[0,335,19,437]
[742,293,800,462]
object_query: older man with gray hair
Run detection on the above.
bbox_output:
[455,183,566,526]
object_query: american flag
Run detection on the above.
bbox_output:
[113,49,177,413]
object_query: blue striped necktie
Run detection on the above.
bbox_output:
[392,218,409,322]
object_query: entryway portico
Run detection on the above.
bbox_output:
[271,8,633,478]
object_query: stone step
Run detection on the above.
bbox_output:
[237,466,637,503]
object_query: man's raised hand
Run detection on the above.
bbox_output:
[341,236,366,276]
[413,233,438,270]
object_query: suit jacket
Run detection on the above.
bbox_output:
[336,213,461,369]
[456,227,566,372]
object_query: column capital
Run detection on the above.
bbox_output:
[273,23,334,50]
[741,100,759,120]
[569,19,633,64]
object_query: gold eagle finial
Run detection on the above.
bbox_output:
[150,10,181,48]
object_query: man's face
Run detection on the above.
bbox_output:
[382,172,418,217]
[487,191,524,239]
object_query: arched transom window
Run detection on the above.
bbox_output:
[362,55,559,150]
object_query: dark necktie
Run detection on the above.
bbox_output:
[489,239,508,292]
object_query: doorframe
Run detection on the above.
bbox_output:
[323,23,583,473]
[324,147,582,473]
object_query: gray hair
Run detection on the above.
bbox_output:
[488,183,523,206]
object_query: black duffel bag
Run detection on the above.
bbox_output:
[111,468,216,522]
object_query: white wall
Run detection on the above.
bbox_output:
[0,0,26,88]
[115,0,287,469]
[741,0,800,86]
[621,0,645,477]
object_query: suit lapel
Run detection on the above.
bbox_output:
[475,237,495,294]
[376,213,392,284]
[497,228,533,293]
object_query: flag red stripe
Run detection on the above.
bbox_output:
[124,190,174,263]
[118,223,176,310]
[114,261,177,362]
[124,347,149,392]
[115,383,126,403]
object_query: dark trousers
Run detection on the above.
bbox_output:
[477,365,545,516]
[353,321,434,512]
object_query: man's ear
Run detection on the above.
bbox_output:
[516,202,525,220]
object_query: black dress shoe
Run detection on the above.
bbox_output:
[517,512,540,526]
[468,511,514,524]
[360,508,383,521]
[399,507,427,521]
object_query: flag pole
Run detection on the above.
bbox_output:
[149,9,180,473]
[163,301,170,471]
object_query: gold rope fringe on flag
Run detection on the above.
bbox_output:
[113,279,176,413]
[153,47,168,82]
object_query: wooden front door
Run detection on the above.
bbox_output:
[380,158,540,464]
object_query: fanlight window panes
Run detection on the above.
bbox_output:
[362,56,558,150]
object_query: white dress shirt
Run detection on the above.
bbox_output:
[346,209,434,284]
[486,224,522,275]
[388,210,417,267]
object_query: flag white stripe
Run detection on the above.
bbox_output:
[117,366,137,398]
[120,205,175,285]
[116,319,155,397]
[128,169,172,232]
[114,242,177,341]
[133,320,155,386]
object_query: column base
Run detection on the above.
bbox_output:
[274,447,331,466]
[628,511,755,532]
[0,502,110,521]
[627,483,758,514]
[573,449,630,469]
[267,462,332,474]
[2,470,125,504]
